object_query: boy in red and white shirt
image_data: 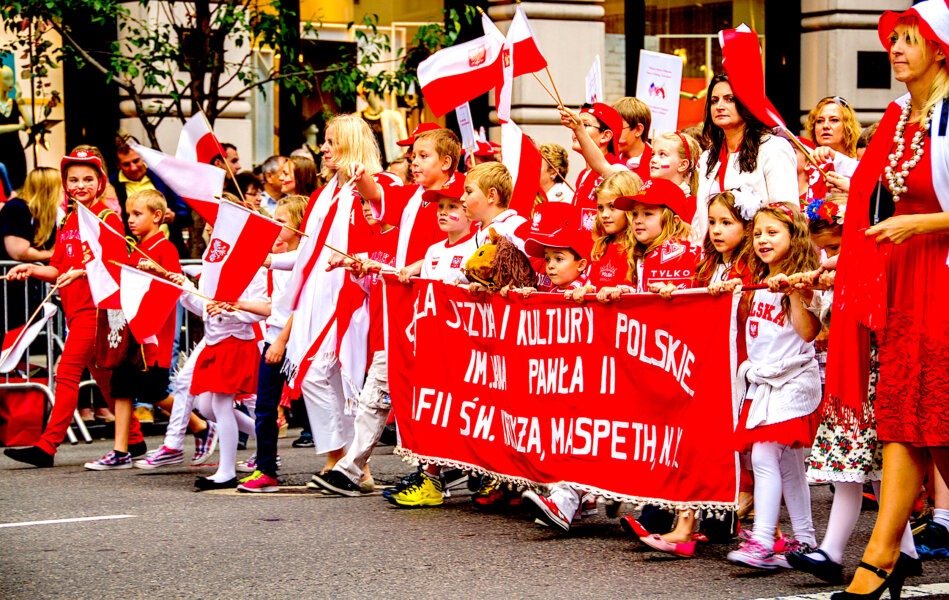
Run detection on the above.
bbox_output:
[463,162,528,250]
[559,102,628,214]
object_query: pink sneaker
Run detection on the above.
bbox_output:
[237,470,279,493]
[727,538,782,569]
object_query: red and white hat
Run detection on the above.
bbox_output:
[581,103,624,153]
[397,122,442,147]
[878,0,949,56]
[517,202,592,260]
[60,148,107,198]
[421,173,466,204]
[614,178,696,223]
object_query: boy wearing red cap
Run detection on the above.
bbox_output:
[4,150,147,468]
[559,103,632,215]
[516,203,591,294]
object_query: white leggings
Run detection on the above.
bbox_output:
[751,442,817,547]
[196,392,255,481]
[819,480,918,563]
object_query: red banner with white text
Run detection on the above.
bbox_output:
[384,278,741,510]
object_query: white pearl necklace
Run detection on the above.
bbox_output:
[884,103,933,203]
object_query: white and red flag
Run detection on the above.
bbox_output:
[418,33,504,117]
[76,202,128,309]
[0,303,57,373]
[118,264,183,342]
[508,6,547,77]
[501,120,543,216]
[176,112,227,164]
[131,143,224,224]
[201,200,282,301]
[718,25,785,129]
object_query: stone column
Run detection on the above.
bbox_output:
[800,0,912,128]
[487,0,605,184]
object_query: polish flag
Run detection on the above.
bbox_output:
[418,33,504,117]
[482,13,514,123]
[501,120,543,216]
[201,200,282,301]
[508,6,547,77]
[118,264,183,342]
[131,142,225,224]
[176,112,226,164]
[718,25,785,129]
[0,303,57,373]
[76,202,128,309]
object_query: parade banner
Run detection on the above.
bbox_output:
[385,279,740,510]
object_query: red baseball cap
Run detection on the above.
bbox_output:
[581,103,624,153]
[473,140,501,157]
[513,201,580,240]
[524,227,593,261]
[614,178,696,223]
[61,148,107,198]
[397,122,441,147]
[421,173,466,204]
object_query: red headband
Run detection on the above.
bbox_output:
[675,131,692,165]
[766,202,795,220]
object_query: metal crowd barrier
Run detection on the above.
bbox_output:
[1,259,207,448]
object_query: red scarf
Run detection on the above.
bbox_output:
[716,144,730,192]
[823,101,902,423]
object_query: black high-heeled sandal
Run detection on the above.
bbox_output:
[830,560,906,600]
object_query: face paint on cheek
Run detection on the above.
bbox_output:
[447,214,461,222]
[658,163,671,169]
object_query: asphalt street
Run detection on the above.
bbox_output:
[2,431,947,600]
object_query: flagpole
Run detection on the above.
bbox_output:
[531,73,562,107]
[109,260,222,305]
[538,152,575,194]
[0,281,63,365]
[543,66,564,108]
[225,196,309,237]
[780,126,830,183]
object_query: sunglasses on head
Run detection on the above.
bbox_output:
[821,96,850,109]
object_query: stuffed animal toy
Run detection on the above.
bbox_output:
[463,228,535,291]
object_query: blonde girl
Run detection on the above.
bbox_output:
[650,131,701,197]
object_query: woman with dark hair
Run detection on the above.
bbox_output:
[278,155,320,199]
[693,73,798,243]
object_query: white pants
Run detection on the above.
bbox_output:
[195,392,255,481]
[301,355,354,455]
[163,339,204,451]
[751,442,817,547]
[819,480,918,563]
[334,351,390,484]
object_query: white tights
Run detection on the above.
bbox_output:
[751,442,817,548]
[815,480,918,563]
[196,392,255,482]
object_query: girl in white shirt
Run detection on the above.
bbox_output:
[727,202,821,570]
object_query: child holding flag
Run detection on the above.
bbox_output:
[84,189,182,470]
[4,150,144,468]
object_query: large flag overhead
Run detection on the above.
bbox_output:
[501,120,543,216]
[76,202,127,309]
[118,264,183,342]
[418,33,504,116]
[0,303,57,373]
[131,143,225,224]
[718,25,785,129]
[201,200,282,301]
[176,112,227,164]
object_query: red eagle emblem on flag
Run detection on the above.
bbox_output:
[205,238,231,263]
[503,48,511,68]
[468,45,487,67]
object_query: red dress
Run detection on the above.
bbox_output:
[874,123,949,446]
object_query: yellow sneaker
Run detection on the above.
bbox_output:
[133,405,154,424]
[388,472,443,508]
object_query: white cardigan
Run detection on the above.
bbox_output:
[693,134,798,244]
[735,354,821,429]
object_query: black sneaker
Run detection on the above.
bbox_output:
[382,470,423,500]
[4,446,54,468]
[194,476,237,491]
[441,468,468,496]
[129,441,148,459]
[915,520,949,559]
[291,433,315,448]
[310,470,362,497]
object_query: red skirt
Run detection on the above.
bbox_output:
[875,225,949,446]
[190,337,261,395]
[735,401,818,452]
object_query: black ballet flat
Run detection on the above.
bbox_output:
[194,476,237,491]
[830,560,905,600]
[786,548,844,584]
